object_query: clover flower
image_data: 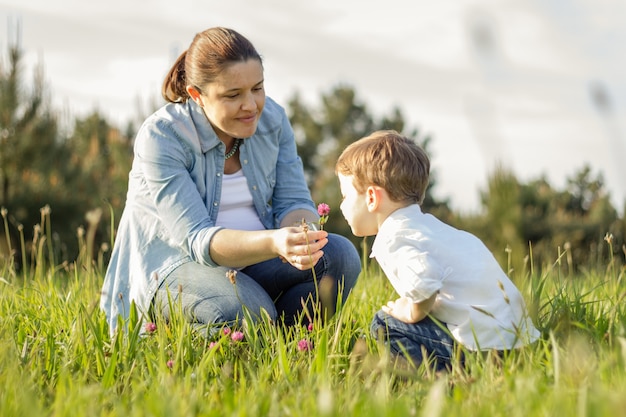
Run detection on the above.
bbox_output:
[231,331,244,342]
[297,339,313,352]
[144,322,157,334]
[317,203,330,230]
[223,327,231,336]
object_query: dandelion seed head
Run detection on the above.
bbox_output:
[85,208,102,226]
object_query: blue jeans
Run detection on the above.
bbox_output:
[154,233,361,334]
[370,311,457,371]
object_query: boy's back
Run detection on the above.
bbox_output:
[371,204,540,351]
[336,130,540,370]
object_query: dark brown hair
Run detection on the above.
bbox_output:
[162,27,263,103]
[336,130,430,204]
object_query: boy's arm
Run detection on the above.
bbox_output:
[382,293,437,324]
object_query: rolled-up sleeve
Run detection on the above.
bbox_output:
[135,120,222,266]
[375,233,444,303]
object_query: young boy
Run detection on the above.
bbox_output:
[336,130,540,370]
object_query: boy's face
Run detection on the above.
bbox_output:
[338,174,378,237]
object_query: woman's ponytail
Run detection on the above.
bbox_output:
[161,50,189,103]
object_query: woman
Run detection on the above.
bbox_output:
[100,27,361,335]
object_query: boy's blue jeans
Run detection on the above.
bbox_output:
[154,233,361,334]
[370,311,458,371]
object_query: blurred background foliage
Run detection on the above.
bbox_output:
[1,41,624,275]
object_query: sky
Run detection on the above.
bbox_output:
[1,0,625,214]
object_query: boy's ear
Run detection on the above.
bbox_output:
[366,186,380,212]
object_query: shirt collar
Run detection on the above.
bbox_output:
[370,204,423,258]
[187,100,222,154]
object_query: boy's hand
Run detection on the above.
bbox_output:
[382,294,436,324]
[382,297,420,323]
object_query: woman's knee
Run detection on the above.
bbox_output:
[156,263,277,326]
[326,233,361,288]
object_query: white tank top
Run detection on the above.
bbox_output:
[215,170,266,231]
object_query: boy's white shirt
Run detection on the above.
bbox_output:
[370,204,540,351]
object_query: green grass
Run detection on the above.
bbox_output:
[2,234,626,416]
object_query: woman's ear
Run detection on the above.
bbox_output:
[186,85,203,107]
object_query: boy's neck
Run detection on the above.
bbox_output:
[375,198,414,229]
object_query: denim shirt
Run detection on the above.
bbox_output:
[100,97,316,330]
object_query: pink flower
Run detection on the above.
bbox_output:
[297,339,313,352]
[307,322,314,332]
[209,341,218,349]
[144,322,157,334]
[166,359,174,369]
[231,331,244,342]
[317,203,330,216]
[222,327,231,336]
[317,203,330,230]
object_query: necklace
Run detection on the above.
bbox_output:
[224,138,243,160]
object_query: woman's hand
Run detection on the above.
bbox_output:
[276,225,328,270]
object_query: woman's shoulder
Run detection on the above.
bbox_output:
[134,102,208,151]
[147,102,195,131]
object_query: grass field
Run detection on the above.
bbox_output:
[2,227,626,416]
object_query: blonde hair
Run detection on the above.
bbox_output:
[336,130,430,204]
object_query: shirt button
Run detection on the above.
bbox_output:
[216,173,221,177]
[252,185,257,190]
[243,160,248,164]
[213,202,218,206]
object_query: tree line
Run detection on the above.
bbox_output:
[1,42,624,274]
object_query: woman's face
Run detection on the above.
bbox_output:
[193,59,265,142]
